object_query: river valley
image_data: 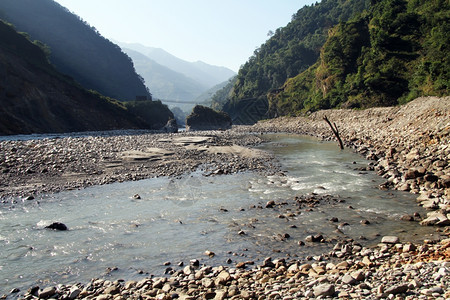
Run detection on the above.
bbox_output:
[0,133,441,297]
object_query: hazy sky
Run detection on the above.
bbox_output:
[53,0,315,72]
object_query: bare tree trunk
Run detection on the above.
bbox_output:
[323,115,344,150]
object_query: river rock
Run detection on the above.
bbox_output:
[215,271,231,285]
[313,284,335,297]
[38,286,56,298]
[45,222,68,231]
[68,287,81,300]
[351,270,365,281]
[190,259,200,266]
[381,236,399,244]
[201,278,214,289]
[265,200,275,208]
[104,285,120,295]
[305,234,324,243]
[382,283,408,296]
[342,273,356,285]
[420,211,450,226]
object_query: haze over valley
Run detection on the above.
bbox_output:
[118,42,236,113]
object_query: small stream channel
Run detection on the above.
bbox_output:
[0,133,438,296]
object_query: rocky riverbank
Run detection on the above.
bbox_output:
[13,237,450,299]
[246,96,450,227]
[0,131,278,201]
[2,97,449,299]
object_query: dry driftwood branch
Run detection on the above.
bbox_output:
[323,115,344,150]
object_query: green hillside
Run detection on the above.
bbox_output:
[215,0,449,123]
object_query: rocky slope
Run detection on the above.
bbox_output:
[249,96,450,226]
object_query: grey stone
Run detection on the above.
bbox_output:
[383,284,408,296]
[342,274,356,285]
[381,236,399,244]
[38,287,56,299]
[313,284,335,297]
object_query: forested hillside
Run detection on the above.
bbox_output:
[0,21,172,135]
[0,0,150,101]
[214,0,449,123]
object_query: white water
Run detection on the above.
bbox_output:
[0,134,437,296]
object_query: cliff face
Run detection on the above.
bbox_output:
[0,21,146,135]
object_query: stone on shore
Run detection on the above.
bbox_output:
[381,236,399,244]
[313,284,335,297]
[38,287,56,298]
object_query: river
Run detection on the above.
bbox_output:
[0,133,437,296]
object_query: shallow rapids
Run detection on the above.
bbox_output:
[0,134,437,296]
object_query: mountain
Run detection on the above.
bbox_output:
[0,20,162,135]
[118,42,236,90]
[214,0,448,123]
[121,48,206,102]
[268,0,449,115]
[197,77,237,108]
[0,0,150,101]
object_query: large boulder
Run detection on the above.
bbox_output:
[185,105,231,131]
[163,118,178,133]
[45,222,68,231]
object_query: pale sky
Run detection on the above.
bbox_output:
[53,0,316,72]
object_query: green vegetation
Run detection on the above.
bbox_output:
[214,0,448,122]
[186,105,231,130]
[210,76,237,111]
[232,0,371,101]
[270,0,449,115]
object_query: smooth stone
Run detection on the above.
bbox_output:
[313,284,335,297]
[382,284,408,296]
[215,271,231,285]
[342,273,356,285]
[381,236,399,244]
[38,287,56,298]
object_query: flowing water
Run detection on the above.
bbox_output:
[0,134,437,296]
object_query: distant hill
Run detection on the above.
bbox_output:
[214,0,449,123]
[122,48,206,102]
[0,20,172,135]
[0,0,150,101]
[118,42,236,91]
[195,78,236,107]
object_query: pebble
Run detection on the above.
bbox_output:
[0,131,278,199]
[3,98,449,299]
[11,237,448,299]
